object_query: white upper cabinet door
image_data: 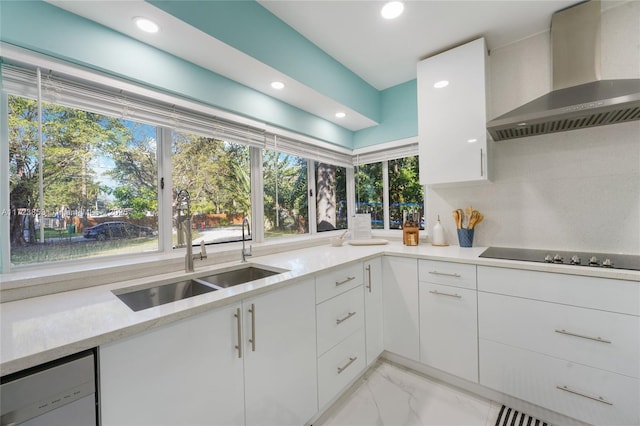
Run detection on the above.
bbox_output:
[243,279,318,426]
[417,37,489,185]
[100,304,245,426]
[382,256,420,361]
[364,257,384,366]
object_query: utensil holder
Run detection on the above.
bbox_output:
[457,229,474,247]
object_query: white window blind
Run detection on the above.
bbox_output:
[353,138,419,165]
[264,134,353,168]
[1,63,267,148]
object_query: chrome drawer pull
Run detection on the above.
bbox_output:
[337,356,358,374]
[429,270,461,278]
[429,290,462,299]
[366,265,372,293]
[556,385,613,405]
[554,329,611,344]
[336,311,357,325]
[234,308,242,358]
[335,276,356,286]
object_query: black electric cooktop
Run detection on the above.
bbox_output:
[479,247,640,271]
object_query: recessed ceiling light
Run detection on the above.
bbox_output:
[271,81,285,90]
[134,17,159,33]
[434,80,449,89]
[381,1,404,19]
[467,138,478,143]
[517,122,528,126]
[335,112,346,118]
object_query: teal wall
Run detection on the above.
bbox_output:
[0,0,418,151]
[353,80,418,148]
[149,0,381,124]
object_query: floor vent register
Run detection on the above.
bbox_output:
[495,405,551,426]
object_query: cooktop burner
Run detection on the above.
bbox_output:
[479,247,640,271]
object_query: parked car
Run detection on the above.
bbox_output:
[83,221,156,241]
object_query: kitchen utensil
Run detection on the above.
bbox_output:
[468,210,480,229]
[465,205,473,228]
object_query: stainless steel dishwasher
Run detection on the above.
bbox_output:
[1,349,97,426]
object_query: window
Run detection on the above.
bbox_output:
[315,162,347,232]
[355,155,424,231]
[171,132,251,246]
[389,156,424,230]
[263,150,308,237]
[355,162,384,229]
[8,95,159,265]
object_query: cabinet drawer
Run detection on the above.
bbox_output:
[419,283,478,383]
[317,286,365,356]
[480,339,640,426]
[316,263,364,303]
[419,260,476,290]
[478,266,640,315]
[317,329,366,409]
[479,292,640,378]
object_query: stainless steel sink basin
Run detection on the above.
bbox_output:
[198,265,284,288]
[115,279,218,312]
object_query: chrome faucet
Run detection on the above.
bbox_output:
[177,190,207,272]
[241,216,252,262]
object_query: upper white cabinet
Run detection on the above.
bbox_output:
[417,37,490,185]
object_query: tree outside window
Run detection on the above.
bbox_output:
[389,156,424,230]
[315,162,347,232]
[263,150,308,237]
[8,95,159,265]
[171,132,251,245]
[355,162,384,229]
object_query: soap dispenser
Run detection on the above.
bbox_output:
[432,215,447,246]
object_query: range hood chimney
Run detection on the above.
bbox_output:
[487,0,640,141]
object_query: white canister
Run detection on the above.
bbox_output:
[432,215,446,246]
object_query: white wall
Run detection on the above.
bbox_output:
[427,1,640,254]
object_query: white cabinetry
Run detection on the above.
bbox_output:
[382,256,419,361]
[478,267,640,426]
[315,263,366,409]
[418,260,478,383]
[243,279,318,426]
[364,257,383,366]
[417,37,489,185]
[100,304,245,426]
[100,279,318,426]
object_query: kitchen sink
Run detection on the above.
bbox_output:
[115,265,287,311]
[115,279,218,312]
[198,265,285,288]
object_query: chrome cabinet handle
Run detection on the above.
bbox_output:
[336,311,357,325]
[555,329,611,344]
[366,264,372,293]
[429,290,462,299]
[234,307,242,358]
[337,356,358,374]
[248,303,256,352]
[556,385,613,405]
[335,276,356,286]
[428,270,461,278]
[480,148,484,177]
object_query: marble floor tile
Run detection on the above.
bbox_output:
[318,361,500,426]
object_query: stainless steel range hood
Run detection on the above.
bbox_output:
[487,0,640,141]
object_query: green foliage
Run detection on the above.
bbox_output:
[263,151,308,233]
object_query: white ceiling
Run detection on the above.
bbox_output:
[47,0,613,132]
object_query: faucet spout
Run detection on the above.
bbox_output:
[177,189,206,272]
[241,216,252,263]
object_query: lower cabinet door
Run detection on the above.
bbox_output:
[317,329,366,409]
[419,282,478,382]
[243,279,318,426]
[382,257,420,361]
[100,304,245,426]
[480,339,640,426]
[364,258,384,366]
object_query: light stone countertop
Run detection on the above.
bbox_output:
[1,241,638,376]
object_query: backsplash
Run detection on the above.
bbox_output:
[427,1,640,254]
